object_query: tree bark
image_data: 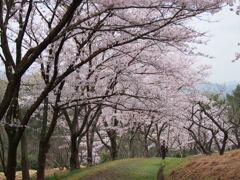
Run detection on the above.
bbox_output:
[86,118,99,166]
[36,82,63,180]
[219,133,228,155]
[155,141,161,157]
[143,137,149,158]
[6,138,18,180]
[86,130,94,166]
[36,140,50,180]
[128,139,135,158]
[108,130,118,160]
[21,132,30,180]
[0,132,6,176]
[128,124,140,158]
[86,137,93,166]
[37,97,49,180]
[70,135,80,170]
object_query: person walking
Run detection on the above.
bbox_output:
[160,140,167,160]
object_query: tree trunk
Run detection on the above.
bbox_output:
[21,132,30,180]
[37,119,60,180]
[86,118,99,167]
[6,138,18,180]
[36,140,50,180]
[188,128,210,155]
[37,97,49,180]
[156,133,161,157]
[70,136,80,170]
[36,83,63,179]
[109,131,118,160]
[155,141,161,157]
[86,131,94,167]
[196,141,210,155]
[128,139,135,158]
[233,130,240,148]
[143,137,149,158]
[0,132,6,176]
[219,133,228,155]
[110,148,118,161]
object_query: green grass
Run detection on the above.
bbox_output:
[43,157,187,180]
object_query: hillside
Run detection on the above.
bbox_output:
[2,150,240,180]
[43,158,186,180]
[47,150,240,180]
[169,149,240,180]
[197,81,239,94]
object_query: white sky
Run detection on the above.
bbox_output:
[194,6,240,84]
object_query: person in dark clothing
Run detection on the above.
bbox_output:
[160,140,167,160]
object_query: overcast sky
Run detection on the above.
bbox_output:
[1,6,239,84]
[194,6,240,84]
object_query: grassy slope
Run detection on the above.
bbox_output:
[9,149,240,180]
[169,149,240,180]
[44,157,186,180]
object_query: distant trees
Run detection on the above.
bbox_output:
[227,85,240,148]
[182,87,240,156]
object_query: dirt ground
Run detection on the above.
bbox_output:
[169,149,240,180]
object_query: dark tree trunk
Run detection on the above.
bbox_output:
[86,144,93,166]
[37,97,49,180]
[70,136,80,170]
[142,122,153,158]
[155,125,161,157]
[5,79,21,180]
[110,147,118,161]
[186,126,211,155]
[128,139,135,158]
[155,141,161,157]
[105,115,119,161]
[196,139,210,155]
[143,137,149,158]
[64,107,81,170]
[0,132,6,176]
[219,133,228,155]
[128,125,140,158]
[86,117,99,167]
[6,138,18,180]
[235,130,240,148]
[109,130,118,160]
[37,140,50,180]
[21,132,30,180]
[86,130,94,167]
[36,86,62,180]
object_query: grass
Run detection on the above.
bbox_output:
[43,157,187,180]
[10,150,240,180]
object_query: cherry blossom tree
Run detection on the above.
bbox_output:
[0,1,234,179]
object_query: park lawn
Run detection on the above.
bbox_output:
[43,157,187,180]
